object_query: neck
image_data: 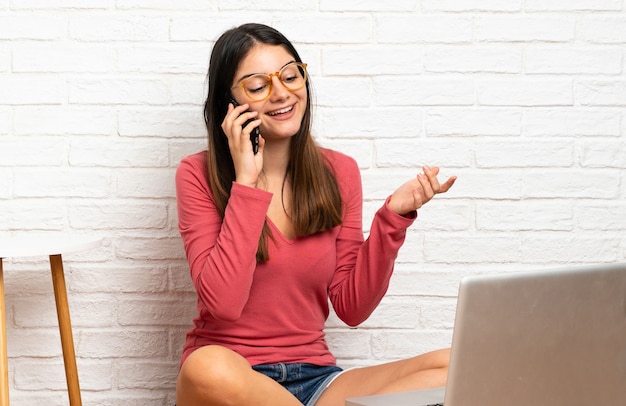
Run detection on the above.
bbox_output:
[261,138,291,178]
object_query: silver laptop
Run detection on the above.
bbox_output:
[346,263,626,406]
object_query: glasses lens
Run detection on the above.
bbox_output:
[279,63,307,90]
[242,75,271,101]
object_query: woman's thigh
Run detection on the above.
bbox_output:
[315,348,450,406]
[176,345,302,406]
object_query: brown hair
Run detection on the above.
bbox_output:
[204,23,342,262]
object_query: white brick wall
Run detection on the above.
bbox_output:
[1,2,625,405]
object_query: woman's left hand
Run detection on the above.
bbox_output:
[387,165,457,216]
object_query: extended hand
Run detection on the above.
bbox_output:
[388,165,456,216]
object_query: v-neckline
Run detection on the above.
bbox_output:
[265,216,297,245]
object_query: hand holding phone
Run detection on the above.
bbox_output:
[230,98,260,154]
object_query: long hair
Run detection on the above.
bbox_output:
[204,23,342,262]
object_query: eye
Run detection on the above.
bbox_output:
[244,76,270,94]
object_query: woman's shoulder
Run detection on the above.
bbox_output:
[319,147,359,174]
[179,150,208,169]
[176,150,209,185]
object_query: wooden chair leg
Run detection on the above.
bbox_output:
[0,258,10,406]
[49,254,82,406]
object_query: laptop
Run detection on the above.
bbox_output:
[346,263,626,406]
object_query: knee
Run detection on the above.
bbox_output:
[177,345,250,406]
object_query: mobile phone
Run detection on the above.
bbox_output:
[230,98,259,154]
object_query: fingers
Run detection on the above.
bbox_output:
[415,165,456,205]
[222,102,261,153]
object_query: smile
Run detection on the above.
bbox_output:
[267,105,294,116]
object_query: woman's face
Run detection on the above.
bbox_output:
[231,44,307,142]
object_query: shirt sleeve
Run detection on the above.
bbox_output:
[175,153,272,321]
[327,153,417,326]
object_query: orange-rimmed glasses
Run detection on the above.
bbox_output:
[232,62,308,102]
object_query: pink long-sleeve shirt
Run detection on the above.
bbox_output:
[175,148,416,367]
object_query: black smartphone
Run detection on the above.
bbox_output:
[230,98,259,154]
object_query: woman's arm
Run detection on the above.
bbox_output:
[175,154,272,321]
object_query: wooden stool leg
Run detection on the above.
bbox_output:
[49,254,82,406]
[0,259,10,406]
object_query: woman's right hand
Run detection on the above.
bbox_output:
[221,102,264,188]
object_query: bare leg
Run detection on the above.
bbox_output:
[176,345,302,406]
[316,348,450,406]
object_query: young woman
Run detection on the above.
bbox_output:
[175,23,456,406]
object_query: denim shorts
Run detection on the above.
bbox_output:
[252,363,343,405]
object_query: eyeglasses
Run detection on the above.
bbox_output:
[232,62,308,102]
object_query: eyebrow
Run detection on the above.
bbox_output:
[235,60,296,84]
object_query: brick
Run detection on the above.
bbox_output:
[117,45,210,74]
[117,0,213,10]
[0,137,68,166]
[13,168,110,198]
[70,264,170,293]
[273,16,372,44]
[118,108,206,137]
[521,234,621,263]
[425,108,522,136]
[526,46,622,74]
[475,139,574,168]
[114,168,176,198]
[371,330,453,359]
[13,106,115,136]
[69,201,168,229]
[523,108,621,136]
[7,328,62,357]
[117,298,196,327]
[13,45,115,73]
[69,138,170,167]
[374,77,475,106]
[316,107,422,138]
[475,16,575,42]
[0,200,65,230]
[425,45,522,73]
[374,138,471,168]
[477,78,573,106]
[0,108,9,135]
[169,16,247,41]
[376,15,472,43]
[0,14,65,40]
[323,45,422,75]
[423,0,521,11]
[525,0,622,11]
[325,329,372,358]
[578,81,626,106]
[0,77,65,105]
[579,140,626,168]
[312,77,372,107]
[581,16,626,43]
[10,0,109,9]
[357,298,419,329]
[476,201,574,231]
[575,203,626,231]
[425,234,520,263]
[68,79,170,106]
[320,0,416,11]
[116,361,179,389]
[220,0,316,11]
[170,77,207,105]
[69,15,169,42]
[0,47,9,72]
[523,169,621,198]
[114,236,185,261]
[78,329,170,358]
